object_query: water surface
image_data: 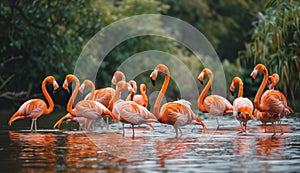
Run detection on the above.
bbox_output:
[1,115,300,172]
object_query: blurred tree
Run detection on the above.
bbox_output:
[0,0,102,108]
[161,0,265,61]
[238,0,300,105]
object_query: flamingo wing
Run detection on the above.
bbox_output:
[261,90,287,114]
[233,97,254,116]
[9,99,47,125]
[75,100,102,120]
[159,100,197,127]
[119,101,157,125]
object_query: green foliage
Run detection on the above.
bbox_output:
[238,0,300,103]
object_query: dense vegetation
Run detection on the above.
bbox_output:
[0,0,299,112]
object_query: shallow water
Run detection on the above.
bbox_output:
[1,115,300,172]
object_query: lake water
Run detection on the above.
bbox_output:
[1,114,300,172]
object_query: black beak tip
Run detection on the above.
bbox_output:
[199,80,203,85]
[251,77,255,83]
[230,91,234,96]
[150,78,156,86]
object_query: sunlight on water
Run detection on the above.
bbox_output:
[0,116,300,172]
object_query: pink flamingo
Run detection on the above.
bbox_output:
[251,64,293,136]
[53,75,117,130]
[150,64,206,137]
[198,68,234,129]
[230,77,254,133]
[126,80,149,107]
[8,76,59,131]
[108,81,157,137]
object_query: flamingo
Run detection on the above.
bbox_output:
[82,70,126,127]
[198,68,234,129]
[250,64,293,136]
[150,64,206,137]
[53,75,117,130]
[8,76,59,131]
[254,72,293,134]
[230,77,254,133]
[108,81,157,137]
[54,79,98,130]
[126,80,149,107]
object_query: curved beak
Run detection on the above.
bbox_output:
[150,77,156,86]
[230,91,234,96]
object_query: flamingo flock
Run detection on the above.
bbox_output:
[8,63,293,137]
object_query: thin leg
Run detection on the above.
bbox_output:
[244,122,247,133]
[271,121,276,137]
[106,117,109,129]
[174,127,178,138]
[264,123,266,133]
[216,117,220,129]
[30,120,34,131]
[132,124,135,138]
[279,120,284,135]
[34,120,37,131]
[179,128,183,136]
[122,123,125,136]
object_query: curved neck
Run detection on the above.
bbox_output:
[198,72,213,112]
[86,81,95,100]
[254,67,268,111]
[43,78,54,115]
[153,70,170,117]
[237,80,243,98]
[108,86,123,112]
[140,84,148,106]
[67,77,80,116]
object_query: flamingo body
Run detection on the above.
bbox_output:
[8,76,58,130]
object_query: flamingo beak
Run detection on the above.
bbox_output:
[150,78,156,86]
[230,91,234,96]
[250,69,257,83]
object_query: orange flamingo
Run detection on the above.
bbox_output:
[83,71,126,127]
[198,68,234,129]
[150,64,206,137]
[53,75,117,130]
[108,81,157,137]
[126,80,149,107]
[8,76,59,131]
[255,72,293,134]
[250,64,293,136]
[230,77,254,133]
[109,81,157,137]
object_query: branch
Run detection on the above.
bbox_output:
[0,74,15,90]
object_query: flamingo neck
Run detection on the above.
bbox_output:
[140,84,148,106]
[43,78,54,115]
[108,87,122,112]
[87,82,95,100]
[254,67,268,111]
[153,70,170,117]
[198,72,213,112]
[237,80,243,98]
[67,77,80,116]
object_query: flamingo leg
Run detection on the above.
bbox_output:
[264,123,267,133]
[30,120,35,131]
[271,121,276,137]
[122,123,125,136]
[106,117,109,129]
[132,124,135,138]
[216,117,220,129]
[279,120,284,135]
[174,127,179,138]
[179,128,183,136]
[34,119,37,131]
[244,122,247,133]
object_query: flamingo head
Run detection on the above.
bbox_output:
[129,80,137,92]
[250,64,266,83]
[198,68,212,85]
[267,73,279,89]
[45,76,59,92]
[111,71,125,85]
[150,64,169,86]
[63,74,76,92]
[230,77,242,96]
[116,80,135,93]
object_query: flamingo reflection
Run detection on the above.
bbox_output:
[9,131,56,171]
